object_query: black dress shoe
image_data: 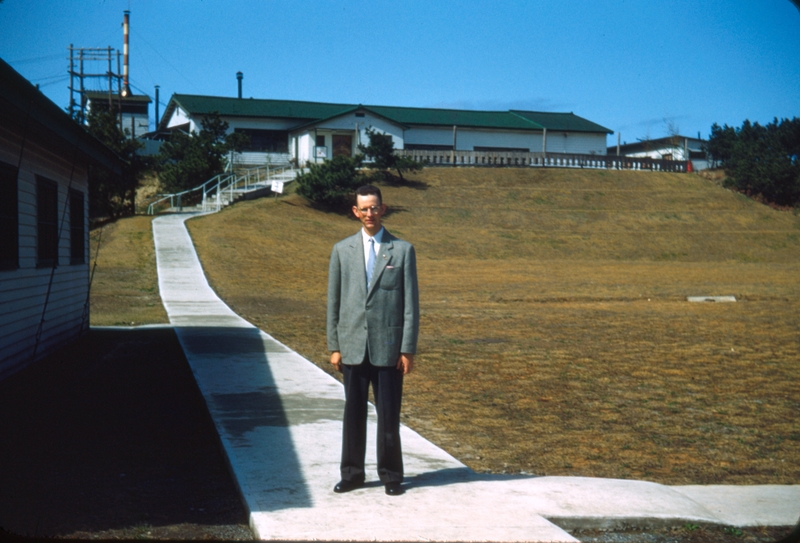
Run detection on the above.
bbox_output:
[384,482,404,496]
[333,480,364,493]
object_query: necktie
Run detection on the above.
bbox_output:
[366,237,376,287]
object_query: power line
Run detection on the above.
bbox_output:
[130,28,201,93]
[9,54,64,65]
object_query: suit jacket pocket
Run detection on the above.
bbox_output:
[379,267,402,290]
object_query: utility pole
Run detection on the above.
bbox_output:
[67,45,121,123]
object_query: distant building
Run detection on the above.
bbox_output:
[609,135,708,170]
[158,94,613,167]
[84,90,152,139]
[0,59,125,379]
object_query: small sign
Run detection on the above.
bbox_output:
[315,146,327,158]
[687,296,736,303]
[271,180,284,194]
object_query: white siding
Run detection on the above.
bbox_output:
[545,132,607,155]
[0,125,90,379]
[297,133,311,164]
[166,106,196,132]
[121,112,150,138]
[319,112,404,147]
[458,128,540,152]
[290,112,407,165]
[404,126,543,152]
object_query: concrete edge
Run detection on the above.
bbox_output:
[89,324,174,331]
[547,516,729,532]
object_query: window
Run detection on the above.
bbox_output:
[316,135,326,147]
[37,176,58,268]
[234,129,289,153]
[69,189,85,265]
[0,160,19,270]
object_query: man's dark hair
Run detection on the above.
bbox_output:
[355,185,382,204]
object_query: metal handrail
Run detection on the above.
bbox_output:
[146,164,296,214]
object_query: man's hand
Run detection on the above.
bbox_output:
[396,353,414,375]
[330,351,343,373]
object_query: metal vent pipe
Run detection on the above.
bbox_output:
[155,85,160,128]
[237,71,243,98]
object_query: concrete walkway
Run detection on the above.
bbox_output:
[153,213,799,542]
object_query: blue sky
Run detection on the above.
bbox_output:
[1,0,798,145]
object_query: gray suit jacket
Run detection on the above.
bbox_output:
[327,229,420,367]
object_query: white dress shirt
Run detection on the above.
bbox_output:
[361,227,384,268]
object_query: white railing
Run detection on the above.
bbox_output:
[397,150,689,172]
[146,164,297,215]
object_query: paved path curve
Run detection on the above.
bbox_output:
[152,213,799,541]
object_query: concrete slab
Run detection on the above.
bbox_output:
[151,213,799,541]
[674,486,800,527]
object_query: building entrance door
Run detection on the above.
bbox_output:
[332,135,352,157]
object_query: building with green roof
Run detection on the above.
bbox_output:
[158,93,612,166]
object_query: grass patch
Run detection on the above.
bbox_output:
[177,167,800,485]
[89,215,168,326]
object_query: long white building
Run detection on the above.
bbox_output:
[158,94,613,166]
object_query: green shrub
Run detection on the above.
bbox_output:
[295,155,364,211]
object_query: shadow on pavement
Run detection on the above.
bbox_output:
[0,327,250,538]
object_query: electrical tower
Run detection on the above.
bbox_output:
[67,45,123,125]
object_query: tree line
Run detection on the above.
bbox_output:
[706,117,800,207]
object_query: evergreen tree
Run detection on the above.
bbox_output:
[157,113,249,193]
[85,106,146,219]
[706,117,800,207]
[295,155,364,211]
[358,128,422,181]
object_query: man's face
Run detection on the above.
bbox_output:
[353,194,386,235]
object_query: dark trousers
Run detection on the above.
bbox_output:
[340,357,404,484]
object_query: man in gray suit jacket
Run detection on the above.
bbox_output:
[327,185,419,496]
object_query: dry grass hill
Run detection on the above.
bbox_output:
[98,167,800,486]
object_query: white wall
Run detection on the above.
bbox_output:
[166,106,193,131]
[291,111,406,165]
[545,132,607,155]
[297,133,311,164]
[121,112,150,138]
[456,128,541,151]
[0,126,90,379]
[403,126,607,154]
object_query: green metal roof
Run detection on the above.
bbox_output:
[367,105,542,131]
[167,94,352,122]
[161,94,610,134]
[511,110,612,134]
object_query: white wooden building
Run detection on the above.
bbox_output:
[609,135,709,170]
[158,94,612,167]
[0,59,125,379]
[84,90,152,139]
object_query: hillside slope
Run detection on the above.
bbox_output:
[187,168,800,485]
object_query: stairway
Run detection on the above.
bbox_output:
[146,164,300,214]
